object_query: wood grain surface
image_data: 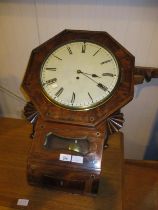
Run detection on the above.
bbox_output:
[0,118,123,210]
[124,160,158,210]
[0,118,158,210]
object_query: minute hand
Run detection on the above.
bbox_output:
[77,70,109,92]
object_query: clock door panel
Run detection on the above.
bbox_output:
[27,117,104,194]
[29,117,105,171]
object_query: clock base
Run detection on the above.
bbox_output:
[26,117,106,195]
[27,159,100,195]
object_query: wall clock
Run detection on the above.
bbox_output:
[22,29,158,195]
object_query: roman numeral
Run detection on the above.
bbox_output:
[100,59,112,65]
[67,46,72,54]
[45,68,56,71]
[71,92,75,105]
[53,54,62,61]
[102,73,116,77]
[82,42,86,53]
[93,48,101,56]
[97,83,110,92]
[88,92,93,103]
[55,87,64,97]
[43,78,57,86]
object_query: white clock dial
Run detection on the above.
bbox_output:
[40,41,120,110]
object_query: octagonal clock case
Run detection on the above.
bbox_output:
[22,29,134,195]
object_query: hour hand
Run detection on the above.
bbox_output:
[77,70,101,78]
[91,74,101,78]
[77,70,109,92]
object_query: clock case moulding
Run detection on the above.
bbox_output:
[22,29,158,195]
[22,29,135,127]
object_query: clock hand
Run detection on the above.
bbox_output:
[77,70,98,83]
[88,73,101,78]
[77,70,109,92]
[77,70,101,78]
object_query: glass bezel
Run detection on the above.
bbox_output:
[40,40,121,111]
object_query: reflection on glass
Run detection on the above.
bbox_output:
[43,132,89,155]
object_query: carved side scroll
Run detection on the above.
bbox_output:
[106,111,124,135]
[23,101,39,138]
[104,111,124,148]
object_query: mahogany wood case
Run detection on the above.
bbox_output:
[22,29,135,195]
[22,30,134,126]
